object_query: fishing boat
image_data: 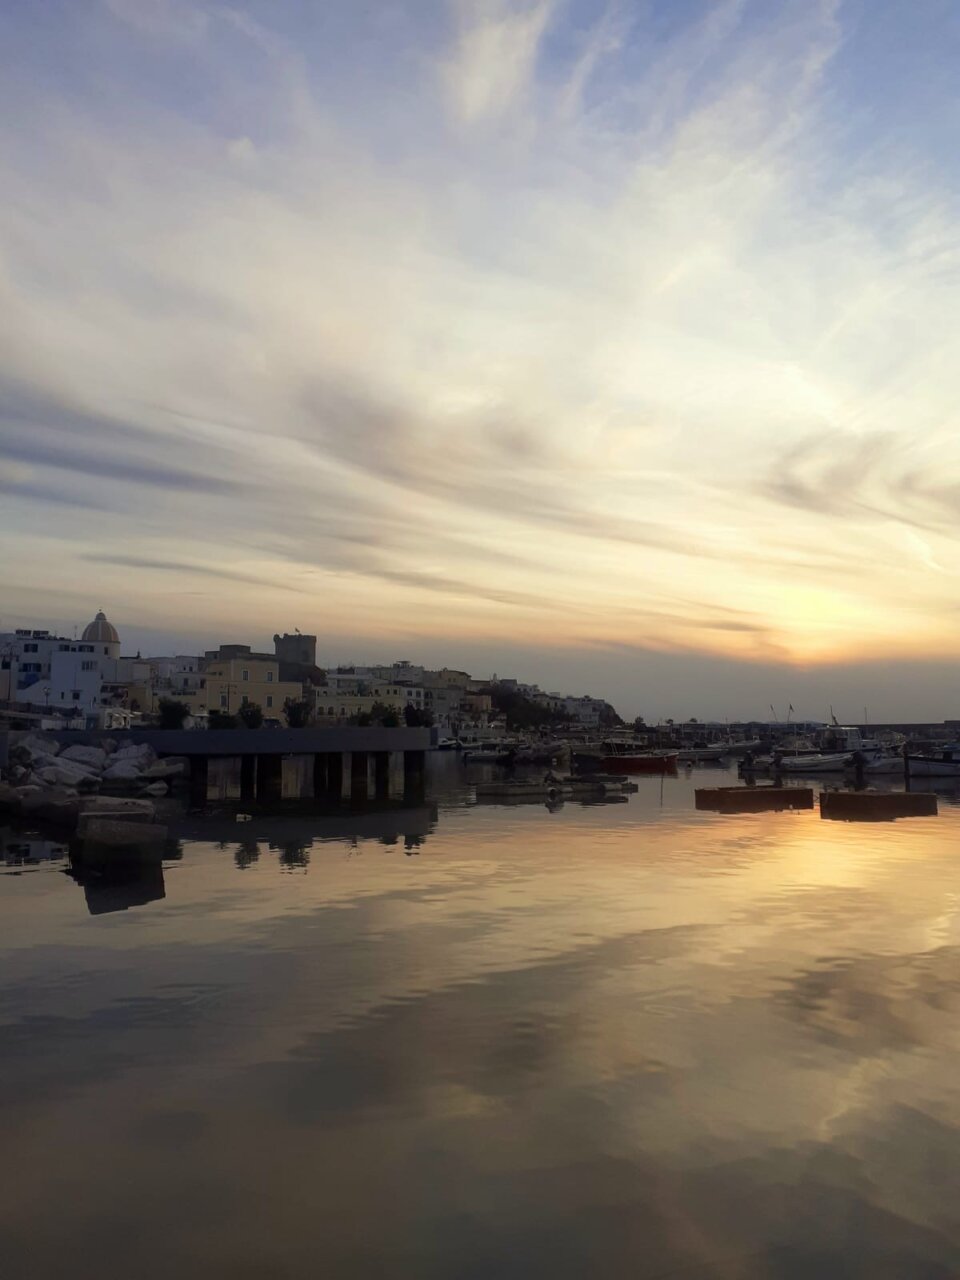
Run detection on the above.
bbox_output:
[463,743,517,764]
[866,747,960,778]
[676,746,728,764]
[778,727,883,775]
[598,741,679,774]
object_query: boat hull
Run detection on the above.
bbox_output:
[599,753,678,775]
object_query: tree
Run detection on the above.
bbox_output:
[484,683,572,732]
[158,698,190,729]
[208,709,237,729]
[237,701,264,729]
[284,697,313,728]
[404,703,434,728]
[381,709,400,728]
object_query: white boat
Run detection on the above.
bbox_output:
[780,752,852,773]
[777,726,882,774]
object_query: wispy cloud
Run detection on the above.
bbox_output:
[1,0,959,675]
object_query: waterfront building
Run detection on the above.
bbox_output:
[196,646,302,718]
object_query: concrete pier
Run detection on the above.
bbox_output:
[350,751,369,801]
[1,726,433,810]
[312,753,328,799]
[326,751,344,800]
[373,751,390,800]
[189,757,209,807]
[257,754,283,801]
[240,756,257,802]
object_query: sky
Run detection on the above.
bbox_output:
[1,0,959,721]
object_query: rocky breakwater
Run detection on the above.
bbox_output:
[0,734,186,832]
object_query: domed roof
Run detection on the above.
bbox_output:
[81,611,120,645]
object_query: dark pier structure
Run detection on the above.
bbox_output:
[1,727,431,806]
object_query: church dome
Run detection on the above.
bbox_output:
[82,611,120,645]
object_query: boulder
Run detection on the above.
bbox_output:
[113,743,157,767]
[81,817,167,847]
[141,781,169,797]
[98,738,119,755]
[14,733,61,759]
[103,761,145,782]
[20,788,80,826]
[79,796,156,818]
[140,760,186,780]
[0,783,22,815]
[60,744,108,770]
[36,759,100,788]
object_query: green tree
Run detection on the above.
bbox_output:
[157,698,190,729]
[208,709,238,729]
[284,697,313,728]
[403,704,434,728]
[381,709,400,728]
[237,701,264,729]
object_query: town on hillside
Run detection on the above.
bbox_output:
[0,612,620,741]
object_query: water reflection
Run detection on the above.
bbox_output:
[1,767,960,1277]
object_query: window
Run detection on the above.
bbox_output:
[60,692,65,701]
[220,694,228,708]
[242,669,249,681]
[103,647,109,655]
[241,695,248,706]
[59,644,70,651]
[266,671,274,682]
[81,660,97,672]
[24,643,38,653]
[266,695,273,708]
[72,691,81,701]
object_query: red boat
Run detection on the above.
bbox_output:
[598,748,679,775]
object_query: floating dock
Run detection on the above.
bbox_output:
[819,790,938,822]
[695,786,814,814]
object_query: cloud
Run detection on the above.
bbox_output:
[442,0,554,124]
[83,554,308,593]
[1,0,959,687]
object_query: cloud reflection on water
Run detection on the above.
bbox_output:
[1,791,960,1276]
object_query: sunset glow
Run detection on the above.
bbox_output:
[2,1,959,711]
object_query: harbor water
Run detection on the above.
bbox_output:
[2,759,960,1278]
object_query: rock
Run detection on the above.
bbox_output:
[103,761,144,782]
[60,744,108,770]
[0,783,22,815]
[36,760,100,788]
[81,817,167,847]
[6,764,30,785]
[79,796,156,818]
[139,760,186,780]
[113,743,157,767]
[14,733,61,759]
[20,788,80,826]
[141,781,169,797]
[99,738,119,755]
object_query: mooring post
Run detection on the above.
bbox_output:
[403,749,426,801]
[188,756,209,807]
[240,755,256,802]
[903,742,911,792]
[257,754,283,801]
[373,751,390,800]
[350,751,369,801]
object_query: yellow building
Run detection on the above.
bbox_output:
[199,653,303,719]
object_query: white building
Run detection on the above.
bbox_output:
[1,611,123,718]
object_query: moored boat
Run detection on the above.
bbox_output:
[598,745,678,774]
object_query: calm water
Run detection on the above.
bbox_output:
[3,761,960,1278]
